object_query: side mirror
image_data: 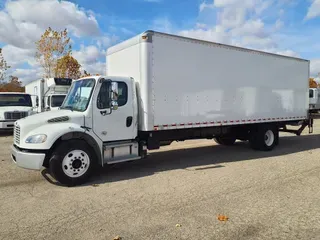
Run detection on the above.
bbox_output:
[110,81,119,110]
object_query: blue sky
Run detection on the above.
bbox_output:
[1,0,320,84]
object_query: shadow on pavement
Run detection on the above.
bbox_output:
[0,130,13,137]
[79,134,320,186]
[41,134,320,187]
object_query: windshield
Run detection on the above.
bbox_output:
[0,94,32,107]
[51,95,66,108]
[310,89,314,98]
[60,78,95,112]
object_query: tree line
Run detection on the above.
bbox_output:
[0,27,98,92]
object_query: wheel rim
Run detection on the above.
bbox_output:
[264,130,274,147]
[62,150,90,178]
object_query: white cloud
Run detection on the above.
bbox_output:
[230,19,266,37]
[218,6,247,28]
[1,45,36,68]
[0,0,100,49]
[72,45,106,75]
[241,36,276,48]
[199,2,214,12]
[96,34,119,49]
[178,25,230,44]
[214,0,257,9]
[305,0,320,20]
[152,17,175,33]
[176,0,301,57]
[274,49,300,58]
[0,0,108,83]
[10,67,43,85]
[310,59,320,77]
[274,19,284,30]
[256,48,300,58]
[81,62,106,76]
[96,36,112,49]
[73,45,104,65]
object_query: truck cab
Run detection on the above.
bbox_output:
[44,94,67,111]
[309,88,320,112]
[11,76,140,185]
[0,92,35,130]
[25,78,72,113]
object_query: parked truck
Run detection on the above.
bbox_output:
[309,88,320,112]
[25,78,72,112]
[11,30,313,186]
[0,92,35,130]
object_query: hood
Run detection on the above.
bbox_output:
[15,110,85,133]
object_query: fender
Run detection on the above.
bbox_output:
[20,123,103,167]
[47,131,103,168]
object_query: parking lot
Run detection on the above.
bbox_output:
[1,122,320,240]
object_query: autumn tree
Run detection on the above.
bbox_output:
[309,78,318,88]
[0,76,24,92]
[80,70,101,78]
[80,70,91,77]
[35,27,72,78]
[54,54,81,79]
[0,48,10,81]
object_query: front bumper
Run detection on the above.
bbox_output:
[11,145,46,170]
[0,120,15,129]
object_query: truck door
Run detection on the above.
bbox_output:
[91,79,137,142]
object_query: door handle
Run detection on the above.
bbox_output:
[126,116,133,127]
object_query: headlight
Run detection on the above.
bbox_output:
[25,134,47,144]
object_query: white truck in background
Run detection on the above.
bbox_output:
[25,78,72,112]
[0,92,35,130]
[309,88,320,112]
[11,30,313,186]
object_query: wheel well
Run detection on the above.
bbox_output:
[43,132,102,168]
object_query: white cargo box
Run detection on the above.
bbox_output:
[107,30,310,132]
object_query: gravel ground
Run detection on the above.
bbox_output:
[0,122,320,240]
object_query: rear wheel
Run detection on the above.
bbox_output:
[214,136,236,146]
[49,139,97,186]
[249,125,279,151]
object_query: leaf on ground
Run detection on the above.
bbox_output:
[113,236,121,240]
[92,184,99,187]
[176,224,182,227]
[217,214,229,222]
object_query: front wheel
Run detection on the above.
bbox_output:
[49,140,97,186]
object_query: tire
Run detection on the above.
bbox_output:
[214,136,236,146]
[49,139,97,186]
[249,125,279,151]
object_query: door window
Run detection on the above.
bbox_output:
[310,89,314,98]
[97,81,128,109]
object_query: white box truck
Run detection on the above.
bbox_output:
[25,78,72,112]
[0,92,35,130]
[309,88,320,112]
[11,30,313,186]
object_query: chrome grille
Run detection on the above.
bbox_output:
[14,124,20,145]
[4,111,28,120]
